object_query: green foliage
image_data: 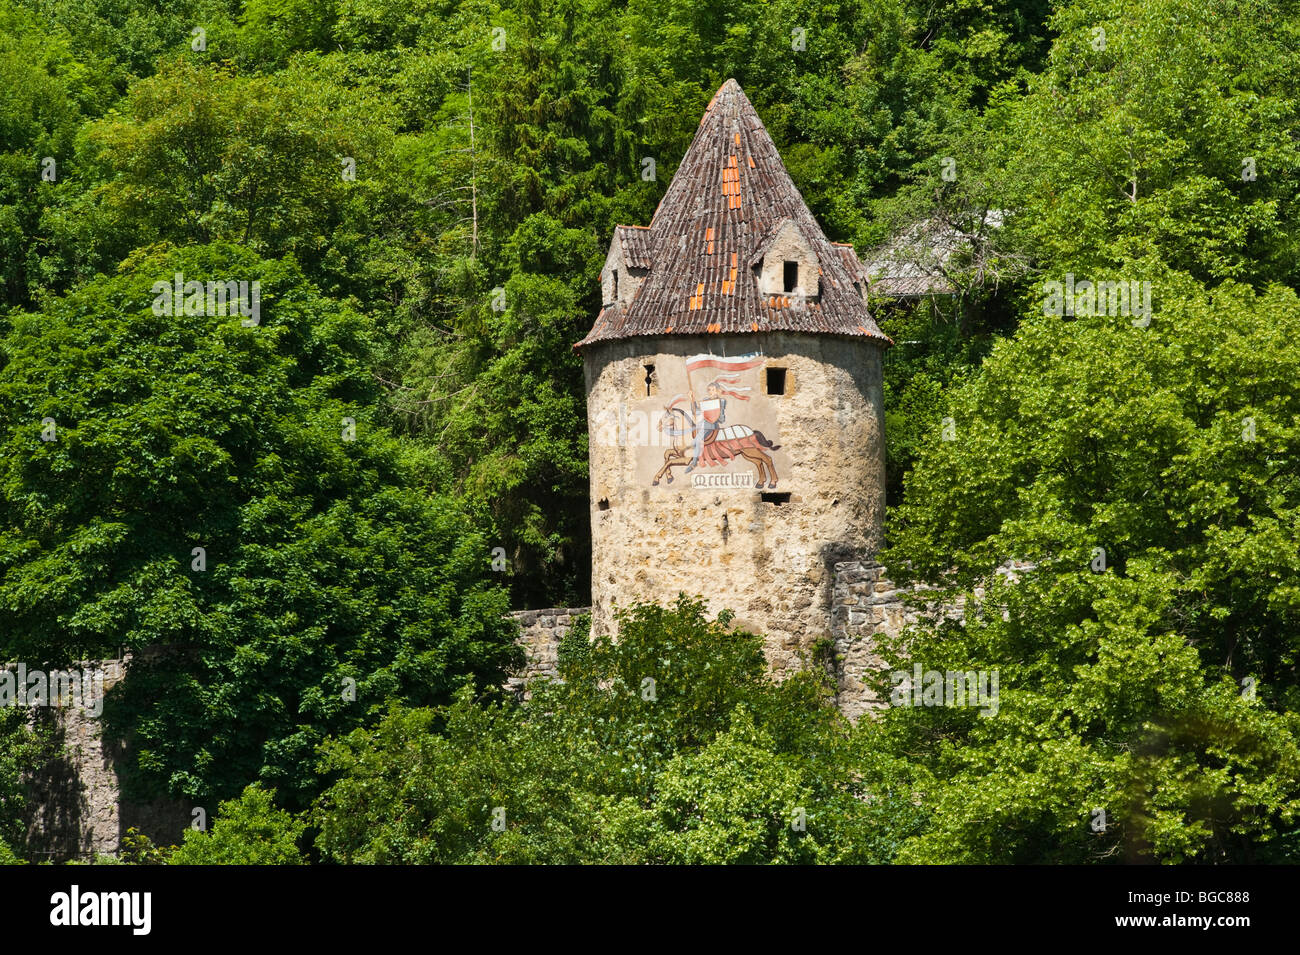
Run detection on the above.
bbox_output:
[117,828,174,865]
[10,0,238,84]
[413,263,592,607]
[644,708,822,864]
[0,0,120,308]
[555,611,591,670]
[58,57,394,297]
[880,296,1010,504]
[171,784,305,864]
[239,0,338,68]
[877,273,1300,862]
[315,598,923,863]
[0,708,58,861]
[0,242,520,809]
[995,0,1300,289]
[5,0,1300,865]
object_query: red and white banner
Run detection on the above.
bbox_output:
[684,352,765,374]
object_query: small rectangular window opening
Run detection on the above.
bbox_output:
[598,498,611,511]
[760,492,791,505]
[766,367,787,395]
[612,269,619,301]
[783,261,798,293]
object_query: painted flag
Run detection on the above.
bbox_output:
[685,352,765,374]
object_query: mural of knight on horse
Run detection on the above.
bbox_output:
[652,352,782,488]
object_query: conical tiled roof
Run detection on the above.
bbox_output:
[577,79,890,349]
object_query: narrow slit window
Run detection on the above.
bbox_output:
[760,492,791,506]
[612,269,619,301]
[644,364,656,397]
[783,260,798,293]
[766,367,787,395]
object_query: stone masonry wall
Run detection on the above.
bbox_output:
[505,607,589,696]
[507,572,961,722]
[510,573,953,724]
[21,657,191,863]
[21,659,127,862]
[830,561,941,720]
[831,559,1034,720]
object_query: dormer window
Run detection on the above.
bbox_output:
[601,227,651,308]
[751,219,819,300]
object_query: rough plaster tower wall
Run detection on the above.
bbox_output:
[585,331,885,674]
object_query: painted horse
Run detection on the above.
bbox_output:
[652,406,781,488]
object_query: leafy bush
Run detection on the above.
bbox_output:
[314,597,923,864]
[171,785,305,865]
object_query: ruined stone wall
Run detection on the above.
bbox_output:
[829,561,944,720]
[830,559,1033,719]
[21,659,126,862]
[583,331,887,676]
[20,657,191,863]
[506,607,588,696]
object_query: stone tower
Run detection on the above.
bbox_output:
[576,79,891,678]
